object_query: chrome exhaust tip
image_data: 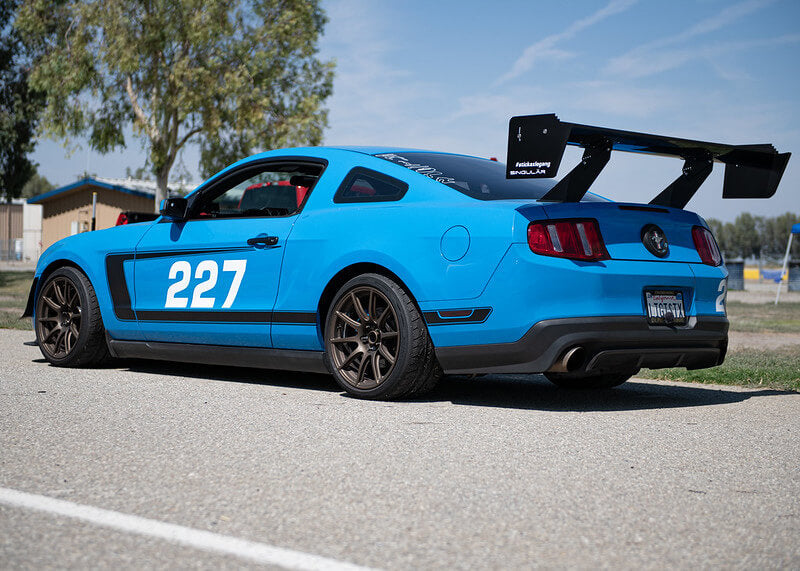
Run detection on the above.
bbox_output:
[548,346,586,373]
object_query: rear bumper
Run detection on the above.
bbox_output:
[435,315,728,374]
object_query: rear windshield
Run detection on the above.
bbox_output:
[375,151,607,202]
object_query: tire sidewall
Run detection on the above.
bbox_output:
[324,273,419,398]
[35,266,95,366]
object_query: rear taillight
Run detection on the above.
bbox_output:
[527,219,609,261]
[692,226,722,266]
[115,213,128,226]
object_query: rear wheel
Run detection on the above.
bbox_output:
[544,371,634,390]
[324,273,440,400]
[35,266,109,367]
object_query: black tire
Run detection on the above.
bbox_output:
[544,371,634,390]
[324,273,441,400]
[34,266,110,367]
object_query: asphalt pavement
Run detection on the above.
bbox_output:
[1,328,798,569]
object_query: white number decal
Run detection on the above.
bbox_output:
[164,259,247,309]
[222,259,247,308]
[165,261,191,308]
[715,279,727,313]
[191,260,218,308]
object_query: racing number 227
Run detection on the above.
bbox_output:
[165,259,247,309]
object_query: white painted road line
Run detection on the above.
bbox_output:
[0,487,375,571]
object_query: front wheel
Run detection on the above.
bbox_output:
[544,371,634,390]
[324,273,441,400]
[34,266,110,367]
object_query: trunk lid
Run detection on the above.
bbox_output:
[524,202,705,264]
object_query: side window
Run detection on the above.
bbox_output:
[333,167,408,203]
[188,163,322,220]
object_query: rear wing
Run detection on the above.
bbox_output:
[506,113,790,208]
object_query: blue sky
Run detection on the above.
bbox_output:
[32,0,800,221]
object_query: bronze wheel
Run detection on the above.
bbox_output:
[35,266,110,367]
[327,286,399,390]
[324,273,441,400]
[36,275,82,360]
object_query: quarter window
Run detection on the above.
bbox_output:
[334,168,408,203]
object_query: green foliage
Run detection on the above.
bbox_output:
[20,171,53,198]
[0,0,45,202]
[706,212,800,260]
[16,0,335,208]
[124,166,153,181]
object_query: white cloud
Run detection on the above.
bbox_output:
[606,34,800,78]
[496,0,638,84]
[605,0,783,77]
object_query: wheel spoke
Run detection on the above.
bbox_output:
[336,310,360,329]
[376,306,393,327]
[330,336,359,345]
[341,347,363,368]
[351,292,369,322]
[65,328,73,353]
[368,290,376,320]
[53,282,66,305]
[70,323,79,341]
[68,288,79,307]
[37,316,58,324]
[356,352,370,385]
[371,351,382,382]
[378,343,395,364]
[381,331,398,340]
[54,328,67,355]
[42,325,59,344]
[42,295,60,312]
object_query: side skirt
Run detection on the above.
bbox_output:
[107,339,328,374]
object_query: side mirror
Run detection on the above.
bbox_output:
[160,197,188,220]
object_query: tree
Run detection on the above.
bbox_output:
[0,0,44,202]
[705,218,731,258]
[707,213,800,261]
[125,166,153,181]
[20,171,54,198]
[16,0,334,210]
[763,212,800,259]
[726,213,765,260]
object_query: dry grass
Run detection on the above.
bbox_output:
[0,271,33,331]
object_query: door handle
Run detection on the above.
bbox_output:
[247,235,279,246]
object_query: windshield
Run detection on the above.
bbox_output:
[374,151,607,202]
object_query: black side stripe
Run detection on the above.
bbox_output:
[135,310,317,324]
[423,307,492,326]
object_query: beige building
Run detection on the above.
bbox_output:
[28,177,168,250]
[1,199,42,262]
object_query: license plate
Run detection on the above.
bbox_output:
[645,290,686,325]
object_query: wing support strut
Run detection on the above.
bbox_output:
[540,138,611,203]
[649,153,714,209]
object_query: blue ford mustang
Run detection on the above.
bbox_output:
[24,115,790,399]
